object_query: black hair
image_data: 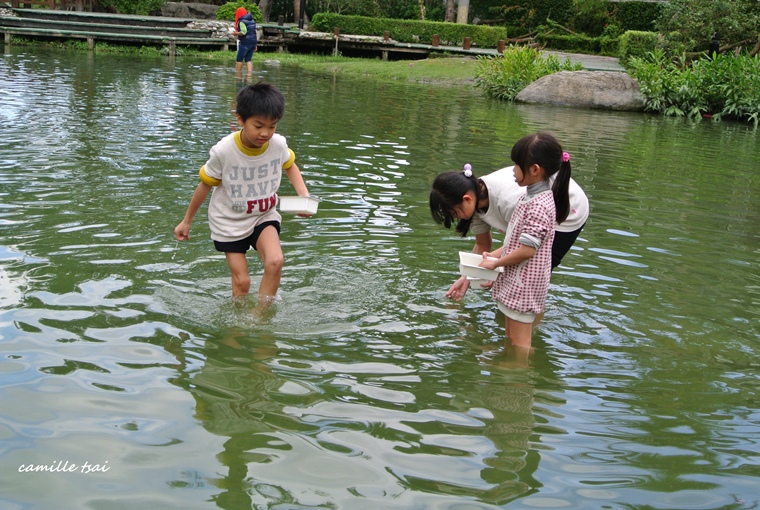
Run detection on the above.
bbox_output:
[429,170,487,236]
[510,131,571,224]
[235,80,285,121]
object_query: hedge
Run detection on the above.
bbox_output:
[619,30,659,65]
[309,13,507,48]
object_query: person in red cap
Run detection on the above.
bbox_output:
[232,7,258,74]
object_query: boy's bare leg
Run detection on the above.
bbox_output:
[225,252,251,298]
[255,225,284,300]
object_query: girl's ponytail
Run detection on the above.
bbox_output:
[553,152,571,224]
[511,131,571,224]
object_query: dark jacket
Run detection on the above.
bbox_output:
[237,13,258,47]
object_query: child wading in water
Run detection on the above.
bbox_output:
[431,132,572,359]
[174,81,311,306]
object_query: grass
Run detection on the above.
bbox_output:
[218,51,479,86]
[7,35,476,86]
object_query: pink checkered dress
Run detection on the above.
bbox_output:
[491,190,555,315]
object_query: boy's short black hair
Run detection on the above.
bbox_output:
[235,81,285,121]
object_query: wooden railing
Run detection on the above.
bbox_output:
[10,0,92,10]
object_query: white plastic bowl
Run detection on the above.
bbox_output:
[458,251,503,281]
[279,195,319,215]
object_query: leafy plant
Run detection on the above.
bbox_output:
[626,49,760,125]
[473,45,583,101]
[96,0,166,15]
[217,1,264,23]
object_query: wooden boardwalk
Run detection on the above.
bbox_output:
[0,8,498,59]
[0,7,624,70]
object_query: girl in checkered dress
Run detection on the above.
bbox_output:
[480,132,571,357]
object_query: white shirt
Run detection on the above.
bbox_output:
[470,166,589,236]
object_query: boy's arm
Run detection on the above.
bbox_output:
[283,162,309,196]
[175,182,212,241]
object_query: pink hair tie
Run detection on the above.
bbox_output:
[562,152,570,162]
[463,163,473,177]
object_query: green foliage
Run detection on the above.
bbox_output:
[613,1,663,32]
[478,0,574,35]
[306,0,444,20]
[571,0,611,36]
[619,30,658,64]
[473,45,583,101]
[96,0,165,15]
[627,49,760,125]
[310,13,507,47]
[656,0,760,53]
[217,1,264,22]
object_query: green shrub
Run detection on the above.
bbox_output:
[536,32,601,54]
[613,1,664,32]
[619,30,658,64]
[309,13,507,47]
[97,0,165,15]
[571,0,611,37]
[217,1,263,23]
[626,49,760,125]
[474,45,583,101]
[492,0,574,34]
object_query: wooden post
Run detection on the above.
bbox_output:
[382,50,388,61]
[463,37,471,50]
[333,27,339,57]
[497,39,505,54]
[432,34,439,47]
[5,32,11,45]
[168,40,176,57]
[87,36,94,50]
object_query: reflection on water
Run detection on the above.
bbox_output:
[1,48,759,509]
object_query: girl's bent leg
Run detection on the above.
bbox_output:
[255,225,284,299]
[225,252,251,297]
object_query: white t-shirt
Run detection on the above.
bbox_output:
[201,131,295,242]
[469,166,589,236]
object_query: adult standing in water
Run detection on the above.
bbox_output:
[233,7,258,75]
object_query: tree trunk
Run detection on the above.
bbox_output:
[751,34,760,57]
[445,0,455,22]
[294,0,300,24]
[259,0,271,22]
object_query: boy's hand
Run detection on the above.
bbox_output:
[174,222,190,241]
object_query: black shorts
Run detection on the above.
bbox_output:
[551,222,586,269]
[213,221,281,254]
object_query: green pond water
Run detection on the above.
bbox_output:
[1,47,759,509]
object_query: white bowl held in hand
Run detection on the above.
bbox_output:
[279,196,320,215]
[458,251,503,281]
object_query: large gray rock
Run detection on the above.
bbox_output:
[161,2,219,20]
[516,71,645,111]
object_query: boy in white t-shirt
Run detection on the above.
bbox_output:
[174,81,310,303]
